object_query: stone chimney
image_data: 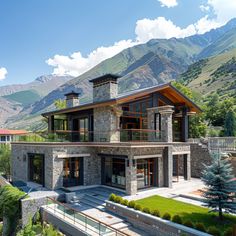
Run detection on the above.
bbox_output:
[64,91,80,108]
[89,74,120,102]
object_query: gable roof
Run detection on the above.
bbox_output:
[42,83,201,117]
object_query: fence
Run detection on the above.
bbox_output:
[44,197,128,236]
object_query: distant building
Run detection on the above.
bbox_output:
[0,129,28,144]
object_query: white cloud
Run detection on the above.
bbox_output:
[158,0,178,8]
[203,0,236,24]
[46,40,137,77]
[0,67,7,81]
[199,4,210,12]
[135,17,196,41]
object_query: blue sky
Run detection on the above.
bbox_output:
[0,0,235,85]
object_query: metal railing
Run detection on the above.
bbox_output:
[13,129,163,143]
[208,137,236,152]
[45,197,128,236]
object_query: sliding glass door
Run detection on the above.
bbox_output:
[63,157,83,187]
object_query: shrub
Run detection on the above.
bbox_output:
[195,222,206,232]
[183,220,194,228]
[121,199,129,206]
[151,209,160,217]
[207,226,221,236]
[142,207,151,214]
[114,196,123,204]
[128,201,136,208]
[223,228,233,236]
[134,204,142,211]
[162,213,171,220]
[172,215,182,224]
[109,193,116,202]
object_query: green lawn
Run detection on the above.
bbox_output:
[135,195,236,232]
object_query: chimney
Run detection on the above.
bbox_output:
[64,91,80,108]
[89,74,120,102]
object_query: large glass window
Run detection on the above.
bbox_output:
[28,154,45,186]
[63,157,83,187]
[79,117,89,141]
[137,159,154,189]
[103,157,126,189]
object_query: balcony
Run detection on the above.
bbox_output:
[14,129,163,143]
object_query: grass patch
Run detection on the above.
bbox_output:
[135,195,236,232]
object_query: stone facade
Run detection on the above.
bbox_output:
[93,105,122,142]
[93,81,118,102]
[11,142,191,195]
[147,106,174,142]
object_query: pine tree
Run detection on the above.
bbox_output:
[224,110,236,136]
[201,152,236,220]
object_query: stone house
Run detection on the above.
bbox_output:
[11,74,201,195]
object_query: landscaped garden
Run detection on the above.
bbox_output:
[136,195,236,233]
[109,193,236,236]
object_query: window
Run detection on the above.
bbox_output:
[28,154,45,186]
[79,117,89,141]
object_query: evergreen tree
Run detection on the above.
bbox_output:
[201,152,236,220]
[224,110,236,136]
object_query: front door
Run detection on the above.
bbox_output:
[28,153,45,186]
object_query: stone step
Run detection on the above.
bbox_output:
[110,221,131,231]
[84,194,106,205]
[80,198,105,211]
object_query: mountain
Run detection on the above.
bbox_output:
[3,18,236,130]
[0,75,73,127]
[179,48,236,98]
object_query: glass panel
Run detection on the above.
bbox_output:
[137,159,154,189]
[79,117,89,142]
[104,157,126,189]
[63,157,83,187]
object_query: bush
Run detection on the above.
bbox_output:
[142,207,151,214]
[172,215,182,224]
[195,222,206,232]
[223,228,233,236]
[134,204,142,211]
[207,226,221,236]
[183,220,194,228]
[162,213,171,220]
[121,199,129,206]
[128,201,136,208]
[109,193,116,202]
[151,209,160,217]
[114,196,123,204]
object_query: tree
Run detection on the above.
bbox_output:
[0,144,11,179]
[224,110,236,136]
[201,152,236,220]
[54,99,66,109]
[189,114,207,138]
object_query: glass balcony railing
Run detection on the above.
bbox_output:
[12,129,162,143]
[45,197,128,236]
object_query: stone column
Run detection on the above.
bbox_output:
[163,146,173,187]
[157,157,164,187]
[147,107,159,141]
[125,158,137,195]
[158,106,174,142]
[93,105,122,142]
[181,108,189,142]
[183,154,191,180]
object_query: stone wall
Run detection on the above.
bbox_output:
[93,106,120,142]
[190,143,212,178]
[106,201,210,236]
